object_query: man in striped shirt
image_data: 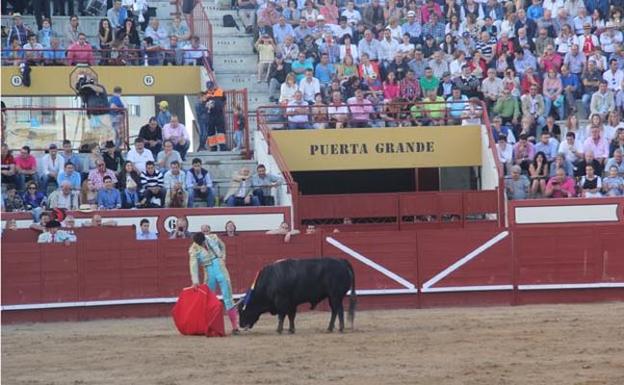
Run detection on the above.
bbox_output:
[140,161,165,208]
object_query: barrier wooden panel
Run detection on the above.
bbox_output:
[1,243,41,304]
[298,193,398,220]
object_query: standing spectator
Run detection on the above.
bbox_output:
[15,146,38,192]
[194,93,209,151]
[204,81,227,151]
[136,218,158,240]
[67,33,95,65]
[225,167,260,207]
[162,115,190,160]
[156,101,171,129]
[251,164,283,206]
[1,143,17,187]
[6,13,31,47]
[108,86,125,146]
[505,165,530,200]
[63,15,82,47]
[56,161,81,191]
[255,34,276,83]
[138,117,163,158]
[88,159,117,191]
[164,161,187,208]
[268,54,291,102]
[48,181,80,210]
[186,158,215,208]
[140,161,165,208]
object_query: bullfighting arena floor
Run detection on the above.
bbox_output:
[3,303,624,385]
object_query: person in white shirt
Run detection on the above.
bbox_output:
[341,1,362,26]
[40,143,64,193]
[558,131,584,165]
[287,91,311,129]
[126,137,155,174]
[379,27,399,67]
[298,69,321,103]
[497,134,513,174]
[603,58,624,91]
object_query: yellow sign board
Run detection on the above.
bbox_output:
[271,126,482,171]
[1,66,202,96]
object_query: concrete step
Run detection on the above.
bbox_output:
[215,73,267,92]
[212,54,257,73]
[212,35,254,54]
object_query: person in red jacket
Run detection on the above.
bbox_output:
[67,32,95,66]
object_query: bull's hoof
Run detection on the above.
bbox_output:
[338,328,344,333]
[326,328,334,333]
[276,328,283,334]
[288,329,295,334]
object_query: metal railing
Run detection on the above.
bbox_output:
[2,106,129,151]
[1,48,211,67]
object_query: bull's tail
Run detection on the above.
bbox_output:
[345,259,356,330]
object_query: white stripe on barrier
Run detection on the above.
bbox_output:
[422,231,509,289]
[0,289,417,311]
[325,236,416,290]
[421,285,513,293]
[518,282,624,291]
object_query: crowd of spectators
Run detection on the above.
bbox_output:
[238,0,624,197]
[1,3,209,66]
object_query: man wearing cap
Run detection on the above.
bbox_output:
[40,143,65,193]
[37,220,76,244]
[402,11,422,44]
[578,22,598,55]
[313,15,334,41]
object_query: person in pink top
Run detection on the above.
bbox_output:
[347,88,374,128]
[383,71,400,101]
[67,33,95,65]
[545,167,577,198]
[162,114,190,160]
[583,126,610,164]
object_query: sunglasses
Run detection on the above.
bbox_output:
[28,187,37,190]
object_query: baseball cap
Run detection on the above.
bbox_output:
[49,143,58,149]
[159,100,168,109]
[276,53,283,59]
[317,15,325,21]
[407,11,416,17]
[462,31,470,37]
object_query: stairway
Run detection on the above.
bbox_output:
[202,3,269,120]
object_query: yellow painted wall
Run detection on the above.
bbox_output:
[1,66,201,96]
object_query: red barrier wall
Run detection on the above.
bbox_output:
[2,224,623,324]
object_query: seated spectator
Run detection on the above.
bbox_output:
[286,91,311,129]
[327,91,349,128]
[399,69,422,103]
[1,143,17,187]
[583,126,610,165]
[291,52,314,83]
[169,216,191,239]
[145,17,168,48]
[225,167,260,207]
[3,37,24,66]
[419,89,445,126]
[81,214,118,227]
[606,147,624,175]
[39,143,64,193]
[164,161,187,208]
[138,117,163,158]
[251,164,283,206]
[126,137,155,174]
[497,134,513,175]
[102,141,122,174]
[314,53,336,90]
[534,132,559,163]
[97,176,121,210]
[48,181,80,210]
[544,167,577,198]
[80,181,98,209]
[88,159,117,191]
[602,164,624,196]
[162,115,190,160]
[67,33,95,66]
[266,221,300,243]
[59,140,82,174]
[347,88,374,127]
[157,140,183,172]
[581,59,603,117]
[136,218,158,240]
[280,72,298,104]
[23,33,44,65]
[3,186,24,212]
[268,54,291,103]
[446,87,468,124]
[504,165,530,200]
[542,68,564,119]
[169,14,191,42]
[142,36,162,65]
[521,85,547,128]
[579,164,603,197]
[590,80,615,120]
[163,35,185,66]
[186,158,215,208]
[140,161,165,208]
[37,220,76,244]
[62,215,76,229]
[107,0,127,30]
[116,18,141,49]
[184,35,209,66]
[14,145,38,192]
[549,153,574,178]
[4,218,18,231]
[57,161,81,191]
[299,68,321,103]
[528,152,549,197]
[311,94,329,128]
[118,161,142,209]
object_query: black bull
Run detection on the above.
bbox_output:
[238,258,357,333]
